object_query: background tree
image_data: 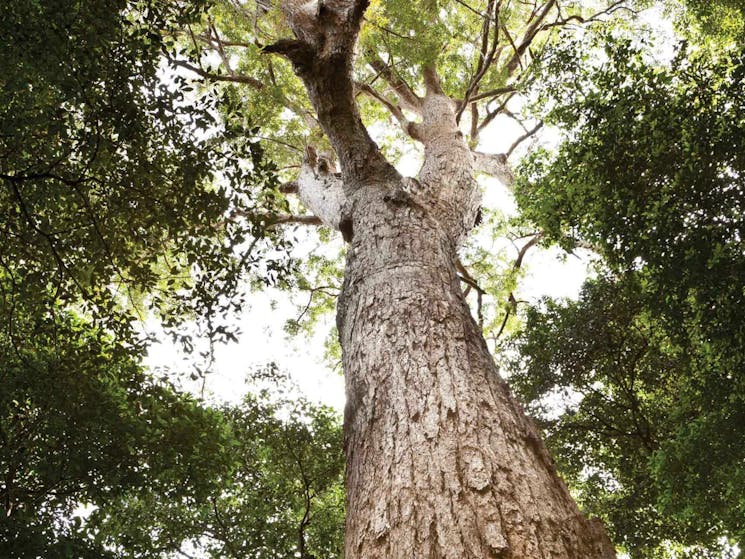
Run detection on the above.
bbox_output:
[509,21,745,558]
[0,0,290,355]
[1,2,342,557]
[1,303,344,558]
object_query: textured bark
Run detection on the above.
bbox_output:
[338,186,616,558]
[271,2,617,557]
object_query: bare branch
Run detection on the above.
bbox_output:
[468,85,516,103]
[171,59,265,89]
[539,1,633,31]
[354,82,421,139]
[507,121,543,156]
[228,209,323,227]
[505,0,557,76]
[495,231,543,339]
[208,20,236,77]
[272,214,324,226]
[457,259,486,328]
[477,86,519,133]
[366,54,422,113]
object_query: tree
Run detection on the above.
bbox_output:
[172,1,654,556]
[11,0,736,557]
[97,369,345,559]
[509,27,745,557]
[0,297,231,559]
[1,2,335,557]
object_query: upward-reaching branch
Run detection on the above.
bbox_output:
[365,54,422,114]
[264,1,398,189]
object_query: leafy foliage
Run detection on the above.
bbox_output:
[0,0,290,356]
[1,2,344,558]
[0,302,344,558]
[511,30,745,557]
[86,368,345,559]
[0,298,231,558]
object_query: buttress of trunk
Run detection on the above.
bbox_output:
[337,184,616,558]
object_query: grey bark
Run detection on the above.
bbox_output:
[472,151,515,188]
[273,2,616,557]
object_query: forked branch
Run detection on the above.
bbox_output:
[264,0,397,186]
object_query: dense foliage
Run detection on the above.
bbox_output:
[1,0,289,353]
[1,2,343,558]
[1,308,344,558]
[0,305,228,558]
[511,30,745,558]
[96,371,345,559]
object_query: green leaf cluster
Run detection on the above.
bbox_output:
[0,0,292,354]
[510,26,745,558]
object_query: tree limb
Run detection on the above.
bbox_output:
[294,147,347,230]
[495,231,543,339]
[507,121,544,156]
[354,82,421,140]
[471,151,514,186]
[171,59,265,89]
[265,1,397,186]
[505,0,556,76]
[365,54,422,114]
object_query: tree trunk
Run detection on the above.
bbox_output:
[269,3,617,556]
[336,161,615,559]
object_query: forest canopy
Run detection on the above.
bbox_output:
[1,0,743,558]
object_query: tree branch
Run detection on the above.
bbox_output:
[171,59,265,89]
[495,232,543,339]
[265,1,397,186]
[456,0,503,122]
[366,54,422,113]
[294,147,347,230]
[471,151,514,186]
[507,121,544,156]
[354,82,421,140]
[505,0,557,76]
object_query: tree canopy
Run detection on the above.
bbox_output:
[1,2,338,558]
[2,0,744,557]
[509,15,745,558]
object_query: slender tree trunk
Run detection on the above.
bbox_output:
[269,2,617,556]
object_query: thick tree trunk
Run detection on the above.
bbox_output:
[271,2,617,556]
[336,179,615,559]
